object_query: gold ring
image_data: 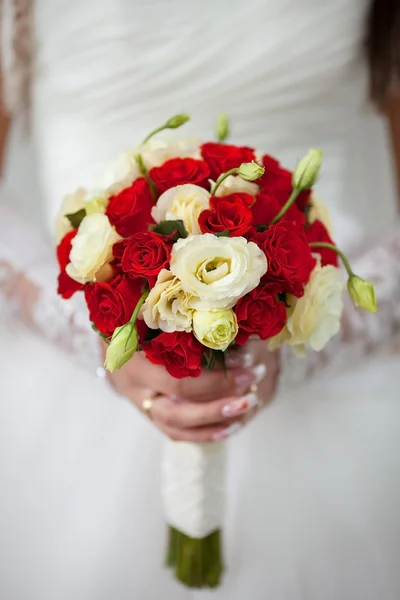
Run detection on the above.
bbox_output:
[142,395,156,420]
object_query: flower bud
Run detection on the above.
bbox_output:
[347,275,377,313]
[104,323,139,372]
[293,149,322,191]
[215,113,230,142]
[165,114,190,129]
[238,161,265,182]
[193,309,238,351]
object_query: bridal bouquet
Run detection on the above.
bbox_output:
[55,114,376,588]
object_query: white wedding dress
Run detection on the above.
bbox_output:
[1,1,400,599]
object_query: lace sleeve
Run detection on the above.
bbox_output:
[279,224,400,392]
[0,193,102,373]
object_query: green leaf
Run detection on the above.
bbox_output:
[214,230,230,237]
[256,224,269,232]
[153,219,188,240]
[66,208,86,229]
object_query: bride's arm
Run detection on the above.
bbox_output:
[280,94,400,392]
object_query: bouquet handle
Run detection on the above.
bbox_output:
[162,439,226,587]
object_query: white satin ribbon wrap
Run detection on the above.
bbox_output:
[161,440,226,539]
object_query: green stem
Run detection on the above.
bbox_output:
[309,242,353,277]
[210,168,240,195]
[130,289,150,325]
[141,125,167,145]
[135,154,157,201]
[269,188,300,224]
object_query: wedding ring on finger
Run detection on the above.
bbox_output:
[142,394,157,420]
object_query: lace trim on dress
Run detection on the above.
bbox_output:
[279,226,400,393]
[0,191,102,374]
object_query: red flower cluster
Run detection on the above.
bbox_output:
[56,138,338,379]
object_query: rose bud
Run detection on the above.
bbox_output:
[104,322,139,372]
[347,275,377,313]
[238,161,265,182]
[215,112,230,142]
[293,149,322,191]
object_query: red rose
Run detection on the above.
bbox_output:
[149,158,210,195]
[200,142,256,180]
[106,178,154,237]
[199,193,254,236]
[119,231,170,285]
[253,222,316,297]
[251,191,305,228]
[306,220,338,267]
[85,275,147,338]
[258,154,311,211]
[234,283,287,345]
[144,331,204,379]
[56,230,84,299]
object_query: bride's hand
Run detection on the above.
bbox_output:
[104,341,279,443]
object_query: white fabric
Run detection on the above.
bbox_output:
[1,1,400,599]
[162,440,226,538]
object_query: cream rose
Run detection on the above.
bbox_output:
[55,188,88,243]
[308,192,334,235]
[142,269,194,333]
[170,234,268,310]
[193,309,238,351]
[212,174,259,198]
[280,264,344,353]
[152,184,211,235]
[66,214,121,284]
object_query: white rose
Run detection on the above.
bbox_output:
[66,214,121,284]
[212,174,259,198]
[142,269,194,333]
[55,188,88,243]
[170,234,268,310]
[285,264,344,353]
[192,309,238,351]
[152,184,211,235]
[308,192,334,235]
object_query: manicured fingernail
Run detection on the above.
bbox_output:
[212,422,242,441]
[225,352,254,369]
[170,395,185,403]
[234,363,267,393]
[222,393,259,417]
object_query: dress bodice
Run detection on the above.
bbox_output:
[31,0,397,241]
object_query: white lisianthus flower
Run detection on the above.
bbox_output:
[102,138,201,188]
[142,137,201,169]
[142,269,194,333]
[308,192,334,235]
[271,264,344,354]
[66,214,121,284]
[102,150,141,188]
[193,309,238,351]
[152,184,211,235]
[212,175,259,198]
[55,188,88,243]
[170,234,268,310]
